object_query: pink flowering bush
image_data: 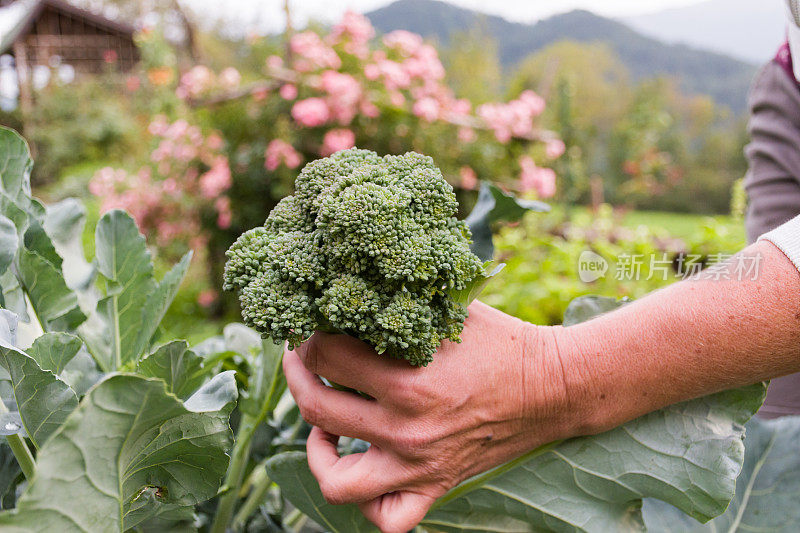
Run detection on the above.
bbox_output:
[183,10,561,203]
[117,11,566,291]
[90,116,232,257]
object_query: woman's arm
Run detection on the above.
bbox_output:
[283,220,800,532]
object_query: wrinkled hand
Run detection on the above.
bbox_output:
[283,301,572,533]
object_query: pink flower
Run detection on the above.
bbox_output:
[218,67,241,89]
[321,129,356,156]
[477,91,544,143]
[103,49,117,63]
[148,115,169,136]
[458,127,476,143]
[545,139,566,159]
[376,59,410,90]
[291,98,330,127]
[518,90,546,116]
[266,55,283,70]
[459,166,478,190]
[383,30,424,56]
[251,86,269,101]
[265,140,303,170]
[389,91,405,107]
[519,156,556,198]
[290,31,341,71]
[125,75,140,92]
[197,289,218,307]
[280,84,298,100]
[199,157,232,198]
[176,65,214,99]
[215,197,232,229]
[206,133,223,150]
[321,70,361,124]
[360,100,380,118]
[412,97,439,122]
[364,64,380,80]
[330,11,375,58]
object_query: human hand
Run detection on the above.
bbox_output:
[283,301,574,533]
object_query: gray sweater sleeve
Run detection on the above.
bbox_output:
[744,61,800,243]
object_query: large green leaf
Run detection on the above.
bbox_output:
[25,332,101,396]
[465,182,549,261]
[25,332,82,375]
[0,270,26,320]
[81,211,190,372]
[0,128,44,234]
[0,441,21,510]
[138,340,205,399]
[643,415,800,532]
[91,209,155,369]
[266,451,377,533]
[421,383,765,532]
[16,248,85,332]
[0,372,238,532]
[0,215,16,276]
[43,199,97,304]
[235,327,286,419]
[0,314,78,449]
[131,251,192,360]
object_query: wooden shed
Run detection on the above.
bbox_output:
[0,0,139,110]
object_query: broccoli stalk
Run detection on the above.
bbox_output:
[224,148,495,367]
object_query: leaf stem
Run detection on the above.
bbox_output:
[210,349,284,533]
[211,414,258,533]
[5,434,34,480]
[232,464,271,531]
[0,399,35,480]
[428,439,565,511]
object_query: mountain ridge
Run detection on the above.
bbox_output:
[623,0,784,65]
[366,0,758,112]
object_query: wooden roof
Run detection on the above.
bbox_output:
[0,0,136,56]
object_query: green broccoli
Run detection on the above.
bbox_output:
[223,148,488,366]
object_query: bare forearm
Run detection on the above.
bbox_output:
[557,240,800,435]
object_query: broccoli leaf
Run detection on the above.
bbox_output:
[138,340,205,399]
[0,313,78,449]
[43,199,97,306]
[448,261,505,307]
[266,452,377,533]
[643,415,800,532]
[0,216,16,276]
[81,211,191,371]
[0,372,237,532]
[465,182,549,261]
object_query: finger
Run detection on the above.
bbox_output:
[284,350,389,443]
[359,491,437,533]
[307,426,415,505]
[296,332,413,398]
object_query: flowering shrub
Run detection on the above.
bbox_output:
[177,11,562,204]
[90,116,232,256]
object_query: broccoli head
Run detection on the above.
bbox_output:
[223,148,486,366]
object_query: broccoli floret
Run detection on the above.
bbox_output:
[223,148,485,366]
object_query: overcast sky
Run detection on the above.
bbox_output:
[189,0,704,35]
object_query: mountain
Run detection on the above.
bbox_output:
[624,0,785,65]
[366,0,757,112]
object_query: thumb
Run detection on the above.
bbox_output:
[358,491,437,533]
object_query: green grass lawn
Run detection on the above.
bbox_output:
[620,209,746,246]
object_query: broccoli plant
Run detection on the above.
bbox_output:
[224,148,494,366]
